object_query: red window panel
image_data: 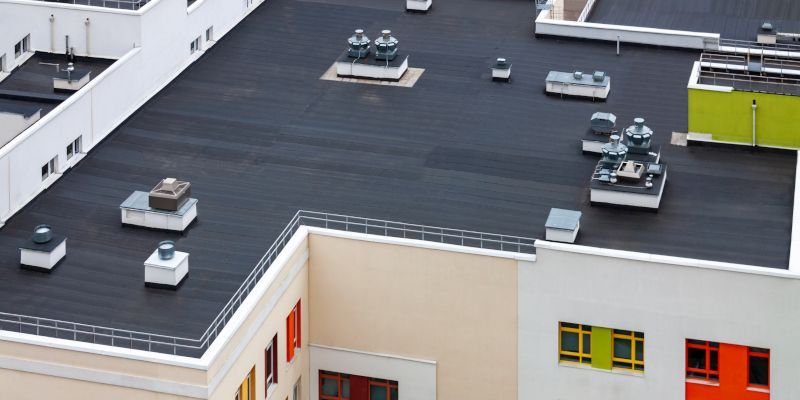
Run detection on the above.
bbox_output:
[748,347,770,390]
[320,371,350,400]
[286,300,301,362]
[368,378,398,400]
[686,340,719,381]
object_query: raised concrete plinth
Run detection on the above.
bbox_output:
[336,53,409,81]
[120,191,197,231]
[406,0,431,11]
[20,238,66,272]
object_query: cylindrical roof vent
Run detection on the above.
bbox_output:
[158,240,176,260]
[374,30,399,61]
[624,117,653,148]
[32,225,53,244]
[347,29,371,58]
[601,135,628,167]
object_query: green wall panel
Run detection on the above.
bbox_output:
[688,88,800,148]
[591,326,613,370]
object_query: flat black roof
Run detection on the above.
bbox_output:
[0,0,794,340]
[588,0,800,41]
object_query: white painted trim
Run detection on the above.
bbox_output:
[790,150,800,272]
[686,61,734,92]
[310,344,436,366]
[0,0,141,15]
[0,356,207,398]
[305,226,537,262]
[0,330,206,369]
[535,240,798,278]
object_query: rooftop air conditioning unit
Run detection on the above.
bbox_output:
[149,178,191,211]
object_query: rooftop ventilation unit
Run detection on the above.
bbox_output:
[149,178,191,211]
[144,240,189,289]
[406,0,432,12]
[600,135,628,168]
[53,62,91,92]
[374,30,399,61]
[491,58,512,82]
[545,208,582,243]
[19,224,67,272]
[624,117,653,154]
[347,29,371,59]
[590,112,617,134]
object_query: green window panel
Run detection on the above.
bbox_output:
[590,326,613,370]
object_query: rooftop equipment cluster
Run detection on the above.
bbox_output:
[336,29,409,81]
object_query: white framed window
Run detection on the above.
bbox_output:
[190,37,201,54]
[0,53,6,72]
[265,334,278,395]
[14,35,30,59]
[292,378,300,400]
[41,157,56,181]
[66,136,82,160]
[206,26,214,42]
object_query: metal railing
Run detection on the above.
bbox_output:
[698,52,800,96]
[37,0,149,10]
[719,39,800,56]
[0,211,536,357]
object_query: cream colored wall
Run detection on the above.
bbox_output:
[207,237,310,400]
[308,234,519,400]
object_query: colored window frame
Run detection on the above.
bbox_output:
[320,371,350,400]
[747,347,770,389]
[686,339,719,381]
[265,334,278,395]
[612,330,644,372]
[236,367,255,400]
[286,300,301,363]
[558,322,592,365]
[369,378,398,400]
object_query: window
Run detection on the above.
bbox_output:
[292,378,300,400]
[236,367,255,400]
[190,37,201,54]
[369,378,398,400]
[266,335,278,394]
[41,157,56,181]
[612,330,644,372]
[15,35,30,58]
[748,347,769,389]
[287,300,301,362]
[320,371,350,400]
[559,322,592,365]
[66,136,82,160]
[686,340,719,381]
[206,26,214,42]
[0,53,6,72]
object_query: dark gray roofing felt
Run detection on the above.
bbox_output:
[0,0,794,339]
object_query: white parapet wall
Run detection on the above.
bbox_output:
[535,4,720,50]
[0,0,271,227]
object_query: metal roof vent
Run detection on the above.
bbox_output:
[145,241,189,289]
[491,57,512,81]
[347,29,371,59]
[149,178,191,211]
[573,71,583,80]
[592,71,606,82]
[20,225,67,272]
[374,30,399,61]
[158,240,175,260]
[32,224,53,244]
[624,117,653,153]
[760,22,775,33]
[601,135,628,168]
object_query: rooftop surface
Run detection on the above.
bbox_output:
[0,52,114,146]
[0,0,795,340]
[588,0,800,41]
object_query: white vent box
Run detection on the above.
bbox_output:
[545,208,582,243]
[144,245,189,289]
[121,191,198,231]
[406,0,431,12]
[19,225,66,272]
[53,69,91,92]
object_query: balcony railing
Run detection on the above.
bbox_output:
[37,0,148,11]
[0,210,536,357]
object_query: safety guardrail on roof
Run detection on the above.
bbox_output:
[0,210,536,357]
[36,0,148,11]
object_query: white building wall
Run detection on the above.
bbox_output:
[0,1,140,65]
[520,243,800,400]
